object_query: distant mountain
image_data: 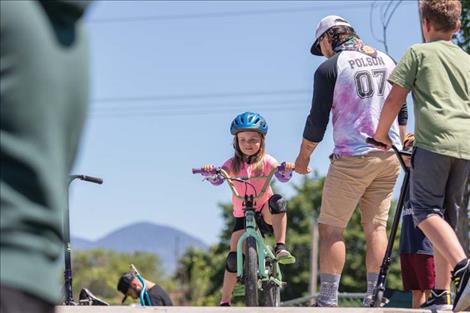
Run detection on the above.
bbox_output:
[71,222,208,274]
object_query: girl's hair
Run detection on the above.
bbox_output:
[231,134,265,175]
[420,0,461,32]
[325,25,359,50]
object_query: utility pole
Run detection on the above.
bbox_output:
[309,215,319,305]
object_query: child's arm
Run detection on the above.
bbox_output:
[373,84,410,148]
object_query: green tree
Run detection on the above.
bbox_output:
[279,173,324,300]
[72,249,173,305]
[455,0,470,53]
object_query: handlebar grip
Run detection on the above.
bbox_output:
[192,168,217,175]
[366,137,387,149]
[277,162,294,173]
[81,175,103,184]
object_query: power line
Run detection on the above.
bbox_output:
[369,0,403,54]
[91,100,307,115]
[87,3,375,24]
[92,97,309,112]
[90,103,307,118]
[92,89,311,104]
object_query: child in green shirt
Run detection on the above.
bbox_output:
[373,1,469,311]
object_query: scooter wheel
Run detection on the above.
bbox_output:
[373,290,384,307]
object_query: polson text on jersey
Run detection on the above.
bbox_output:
[348,56,385,69]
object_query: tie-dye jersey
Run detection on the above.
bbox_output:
[219,154,291,217]
[303,41,405,156]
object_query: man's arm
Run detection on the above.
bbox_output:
[374,84,410,148]
[295,139,318,174]
[295,56,337,174]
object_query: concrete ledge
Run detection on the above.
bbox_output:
[55,306,463,313]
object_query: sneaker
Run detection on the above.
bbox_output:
[420,289,452,311]
[275,244,296,265]
[219,301,231,306]
[452,259,470,312]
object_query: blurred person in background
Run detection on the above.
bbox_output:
[0,1,91,312]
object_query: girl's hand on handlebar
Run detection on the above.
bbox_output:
[281,162,295,173]
[202,164,215,172]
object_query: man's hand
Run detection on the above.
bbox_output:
[374,84,409,149]
[295,155,311,174]
[294,138,317,174]
[372,133,392,150]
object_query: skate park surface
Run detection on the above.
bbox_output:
[56,307,468,313]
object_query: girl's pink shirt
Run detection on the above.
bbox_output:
[222,154,279,217]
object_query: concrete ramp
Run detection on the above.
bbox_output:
[56,306,466,313]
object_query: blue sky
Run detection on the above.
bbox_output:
[71,1,422,245]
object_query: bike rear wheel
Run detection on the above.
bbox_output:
[245,236,259,306]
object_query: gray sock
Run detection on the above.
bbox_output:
[318,273,341,306]
[362,272,380,306]
[366,272,379,295]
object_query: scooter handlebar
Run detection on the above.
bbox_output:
[366,137,410,171]
[79,175,103,184]
[69,174,103,184]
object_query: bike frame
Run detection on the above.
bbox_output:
[235,202,283,289]
[207,167,284,288]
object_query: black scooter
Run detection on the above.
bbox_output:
[63,174,108,306]
[366,138,411,307]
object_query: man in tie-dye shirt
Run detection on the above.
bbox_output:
[294,15,407,307]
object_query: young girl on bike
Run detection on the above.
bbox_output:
[201,112,296,306]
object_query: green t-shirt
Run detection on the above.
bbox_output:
[388,40,470,160]
[1,0,89,304]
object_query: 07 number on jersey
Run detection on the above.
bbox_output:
[354,69,387,98]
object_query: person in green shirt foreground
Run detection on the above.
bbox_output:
[0,1,91,312]
[373,0,469,311]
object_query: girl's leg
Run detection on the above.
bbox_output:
[261,201,295,263]
[261,202,286,244]
[220,230,244,304]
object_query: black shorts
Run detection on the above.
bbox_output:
[410,147,470,228]
[233,213,274,237]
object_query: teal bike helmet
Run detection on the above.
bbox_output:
[230,112,268,135]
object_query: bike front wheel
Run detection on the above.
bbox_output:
[245,236,259,306]
[263,282,281,307]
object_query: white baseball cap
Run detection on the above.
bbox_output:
[311,15,352,55]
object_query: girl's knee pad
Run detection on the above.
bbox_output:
[225,252,238,273]
[269,194,287,214]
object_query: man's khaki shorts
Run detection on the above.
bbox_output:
[318,151,400,228]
